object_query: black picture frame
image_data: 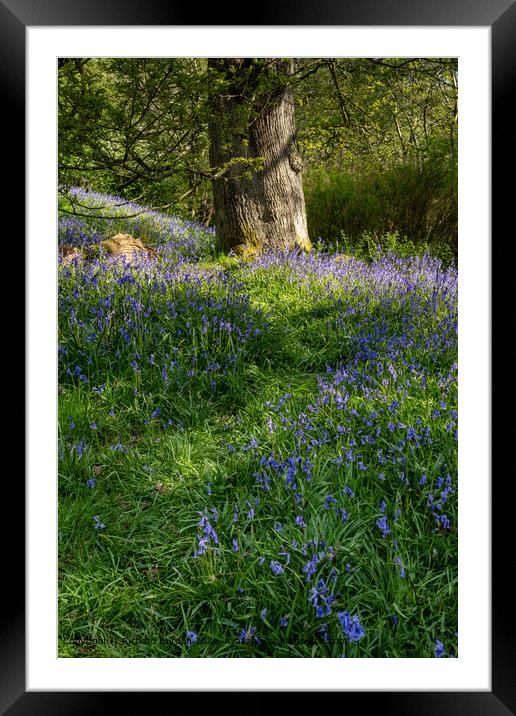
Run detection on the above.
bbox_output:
[9,0,511,712]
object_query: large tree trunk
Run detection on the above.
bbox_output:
[208,58,311,254]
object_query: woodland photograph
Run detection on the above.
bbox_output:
[58,57,458,658]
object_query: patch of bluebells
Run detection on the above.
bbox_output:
[309,578,336,618]
[422,471,456,531]
[59,186,215,258]
[194,511,219,558]
[59,244,266,399]
[239,626,261,646]
[186,250,456,651]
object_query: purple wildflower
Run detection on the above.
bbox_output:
[338,611,365,642]
[394,556,405,578]
[376,515,390,538]
[186,631,197,647]
[270,560,284,576]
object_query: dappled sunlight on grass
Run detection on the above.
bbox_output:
[59,191,457,658]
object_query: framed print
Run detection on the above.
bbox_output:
[9,0,512,711]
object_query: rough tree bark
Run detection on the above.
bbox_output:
[208,58,311,255]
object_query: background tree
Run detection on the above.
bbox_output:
[207,58,310,254]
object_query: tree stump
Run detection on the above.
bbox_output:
[98,234,157,263]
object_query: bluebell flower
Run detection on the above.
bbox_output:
[303,552,319,581]
[337,610,350,633]
[338,611,365,642]
[270,560,284,576]
[239,626,260,645]
[186,631,197,647]
[279,616,288,628]
[295,515,306,528]
[394,556,405,578]
[93,515,105,529]
[347,616,365,642]
[441,514,451,529]
[86,478,96,488]
[193,536,208,558]
[339,508,348,522]
[435,639,445,657]
[198,514,219,544]
[376,515,390,538]
[323,494,337,508]
[319,622,330,643]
